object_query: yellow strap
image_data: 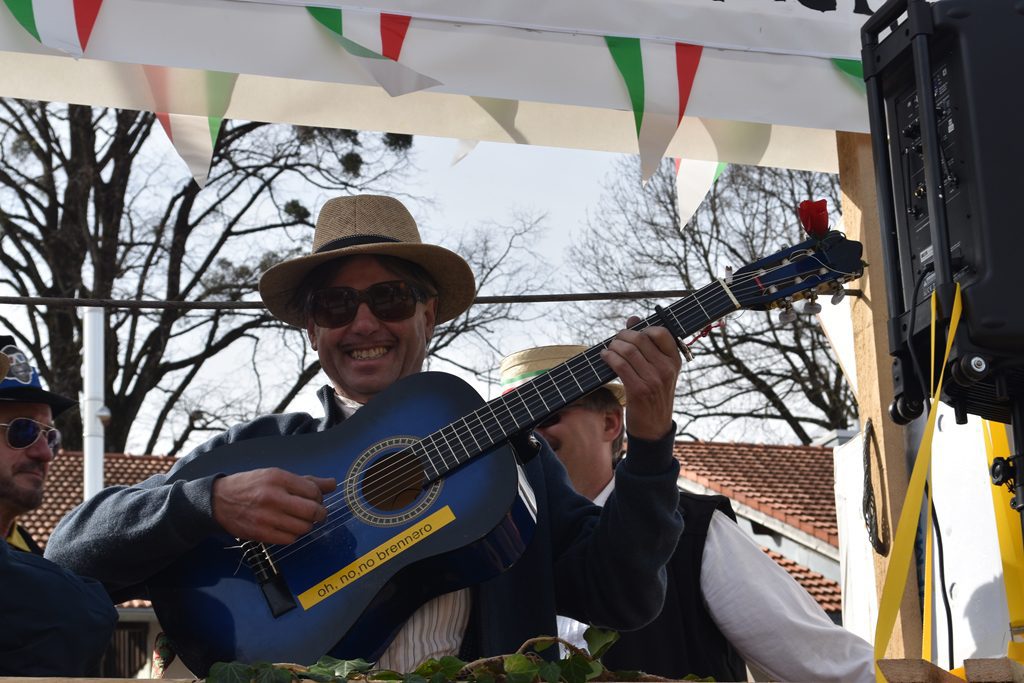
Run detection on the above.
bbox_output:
[5,525,31,553]
[874,284,962,682]
[982,420,1024,658]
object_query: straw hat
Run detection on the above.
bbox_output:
[499,344,626,406]
[259,195,477,327]
[0,336,76,416]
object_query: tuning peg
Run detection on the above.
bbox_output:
[831,288,846,305]
[802,296,822,315]
[778,306,797,324]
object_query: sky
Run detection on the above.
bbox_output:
[279,134,630,419]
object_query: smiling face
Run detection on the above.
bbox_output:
[0,402,55,535]
[306,255,438,404]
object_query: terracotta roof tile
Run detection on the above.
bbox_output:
[19,451,176,549]
[763,548,843,613]
[674,441,838,547]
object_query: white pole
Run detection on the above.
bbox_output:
[82,307,105,500]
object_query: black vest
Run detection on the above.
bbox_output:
[601,490,747,681]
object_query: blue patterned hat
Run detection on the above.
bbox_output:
[0,335,76,416]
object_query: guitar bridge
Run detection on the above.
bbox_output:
[241,540,297,618]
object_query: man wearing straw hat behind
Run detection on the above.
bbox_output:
[48,195,685,673]
[501,344,874,683]
[0,336,118,675]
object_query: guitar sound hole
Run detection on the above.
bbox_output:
[361,452,425,511]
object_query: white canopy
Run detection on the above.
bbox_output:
[0,0,872,174]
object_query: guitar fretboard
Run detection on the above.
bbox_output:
[412,276,753,482]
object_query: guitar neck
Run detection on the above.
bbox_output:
[415,278,747,481]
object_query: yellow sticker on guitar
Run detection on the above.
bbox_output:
[298,506,456,610]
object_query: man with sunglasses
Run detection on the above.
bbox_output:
[48,194,685,673]
[502,344,874,683]
[0,337,118,675]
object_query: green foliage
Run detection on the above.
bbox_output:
[209,661,293,683]
[582,628,618,660]
[205,628,710,683]
[307,657,375,679]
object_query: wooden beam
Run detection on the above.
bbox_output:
[836,131,922,658]
[878,659,966,683]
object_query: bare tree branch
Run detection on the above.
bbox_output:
[557,159,855,444]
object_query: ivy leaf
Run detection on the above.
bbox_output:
[538,661,562,683]
[403,673,428,683]
[436,656,467,678]
[470,672,496,683]
[252,662,294,683]
[309,657,374,679]
[583,628,619,659]
[296,672,335,682]
[584,660,603,682]
[531,638,557,653]
[370,672,404,681]
[559,654,596,683]
[208,662,255,683]
[503,654,540,683]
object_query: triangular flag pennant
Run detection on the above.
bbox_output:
[308,7,440,97]
[606,38,702,183]
[156,113,222,189]
[832,58,866,92]
[702,119,773,167]
[472,97,526,144]
[2,0,103,56]
[451,139,478,166]
[452,97,526,165]
[674,157,726,228]
[143,67,237,188]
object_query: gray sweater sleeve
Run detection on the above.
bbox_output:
[45,410,324,600]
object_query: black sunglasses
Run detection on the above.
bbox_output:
[537,404,590,429]
[0,417,61,451]
[308,281,426,329]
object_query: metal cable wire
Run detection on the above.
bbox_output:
[0,288,861,311]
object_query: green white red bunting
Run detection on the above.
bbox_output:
[155,113,222,189]
[606,37,702,182]
[143,67,236,188]
[2,0,102,56]
[675,157,726,229]
[307,6,440,96]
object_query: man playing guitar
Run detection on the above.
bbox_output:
[46,194,686,675]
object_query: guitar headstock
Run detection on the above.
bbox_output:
[731,231,865,311]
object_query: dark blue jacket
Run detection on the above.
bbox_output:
[47,383,682,660]
[1,535,117,675]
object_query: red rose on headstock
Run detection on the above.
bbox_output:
[798,199,830,239]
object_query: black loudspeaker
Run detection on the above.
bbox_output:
[862,0,1024,425]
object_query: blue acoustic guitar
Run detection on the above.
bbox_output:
[147,230,864,675]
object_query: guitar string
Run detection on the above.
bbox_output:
[265,251,839,563]
[264,252,838,562]
[297,249,847,518]
[265,250,847,561]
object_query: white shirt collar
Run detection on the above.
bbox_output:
[592,477,616,506]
